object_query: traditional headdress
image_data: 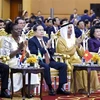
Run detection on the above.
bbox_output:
[60,23,76,48]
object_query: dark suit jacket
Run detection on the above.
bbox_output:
[75,27,82,38]
[48,26,60,38]
[37,16,44,22]
[88,38,100,53]
[81,14,91,21]
[45,26,51,34]
[90,14,96,22]
[47,26,56,38]
[70,14,74,21]
[28,36,55,61]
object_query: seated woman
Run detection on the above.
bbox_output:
[88,25,100,53]
[56,23,100,93]
[2,23,39,97]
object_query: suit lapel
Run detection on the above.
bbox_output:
[33,36,48,49]
[33,36,42,48]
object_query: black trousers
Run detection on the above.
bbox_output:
[0,63,9,91]
[39,60,67,85]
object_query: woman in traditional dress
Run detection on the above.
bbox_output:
[2,23,39,97]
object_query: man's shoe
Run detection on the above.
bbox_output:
[78,89,87,94]
[57,88,71,95]
[48,88,56,96]
[0,90,11,98]
[25,93,34,98]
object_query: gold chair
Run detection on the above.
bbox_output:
[44,53,67,91]
[51,53,65,90]
[52,53,71,91]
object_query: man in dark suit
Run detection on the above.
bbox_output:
[70,8,78,22]
[75,20,85,38]
[37,11,44,22]
[28,24,70,96]
[48,17,60,38]
[0,63,11,98]
[81,9,91,22]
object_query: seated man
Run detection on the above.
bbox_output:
[56,23,100,93]
[28,24,70,96]
[0,63,11,98]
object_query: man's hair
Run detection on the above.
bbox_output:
[0,19,4,23]
[84,19,90,26]
[77,20,84,26]
[52,17,58,25]
[14,17,24,24]
[60,18,68,25]
[84,9,88,13]
[33,24,42,31]
[30,15,37,20]
[47,18,52,23]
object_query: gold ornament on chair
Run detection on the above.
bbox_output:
[0,55,10,64]
[0,28,8,36]
[51,32,57,40]
[26,30,34,39]
[44,31,49,38]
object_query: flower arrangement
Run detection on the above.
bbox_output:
[0,55,10,64]
[91,53,100,64]
[26,54,38,64]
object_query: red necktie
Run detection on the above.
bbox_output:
[40,40,50,64]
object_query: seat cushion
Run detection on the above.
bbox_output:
[50,68,59,76]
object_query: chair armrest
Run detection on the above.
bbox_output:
[54,53,72,71]
[54,53,70,59]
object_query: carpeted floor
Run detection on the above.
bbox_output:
[1,89,100,100]
[1,73,100,100]
[1,93,100,100]
[43,93,100,100]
